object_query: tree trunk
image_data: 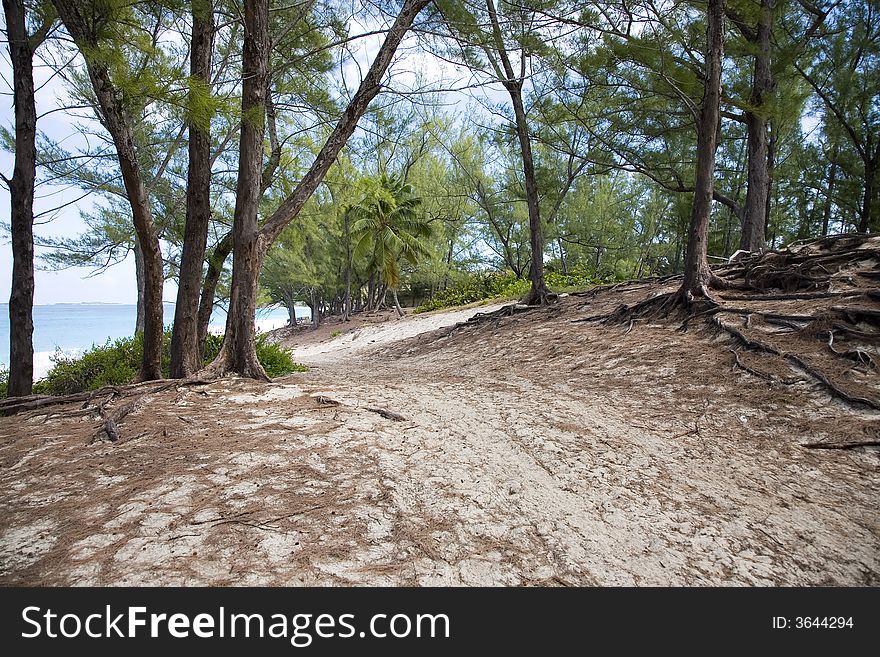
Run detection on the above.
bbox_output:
[680,0,725,299]
[484,0,551,305]
[858,157,875,233]
[170,1,214,378]
[204,0,270,380]
[310,289,322,328]
[3,0,36,396]
[392,288,405,317]
[53,0,164,381]
[764,125,776,239]
[206,0,430,377]
[343,211,352,321]
[507,83,551,305]
[134,237,146,334]
[822,148,838,235]
[557,237,568,275]
[196,231,232,359]
[740,0,773,253]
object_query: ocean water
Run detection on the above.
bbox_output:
[0,302,311,378]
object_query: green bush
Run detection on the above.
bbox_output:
[0,366,8,400]
[414,268,603,313]
[24,329,305,397]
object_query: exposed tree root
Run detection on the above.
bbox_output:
[802,439,880,450]
[568,236,880,412]
[520,283,559,307]
[718,291,862,302]
[446,303,540,336]
[714,317,880,410]
[823,331,876,369]
[729,349,774,381]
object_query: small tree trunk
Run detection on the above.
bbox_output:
[680,0,725,299]
[134,237,146,334]
[507,82,551,305]
[740,0,773,252]
[170,1,214,378]
[484,0,552,305]
[343,211,352,321]
[310,289,322,328]
[557,237,568,275]
[4,0,36,397]
[822,149,839,235]
[196,232,232,359]
[392,288,405,317]
[366,273,376,311]
[858,158,875,233]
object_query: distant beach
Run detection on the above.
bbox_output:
[0,302,310,378]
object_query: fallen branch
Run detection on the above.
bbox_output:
[366,407,407,421]
[91,394,148,444]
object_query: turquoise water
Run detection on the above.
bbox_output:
[0,302,310,376]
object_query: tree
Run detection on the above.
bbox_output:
[680,0,726,301]
[433,0,557,304]
[205,0,432,379]
[170,0,215,378]
[1,0,52,397]
[351,173,432,316]
[796,0,879,232]
[51,0,166,380]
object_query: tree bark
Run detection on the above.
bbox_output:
[740,0,773,252]
[392,288,405,317]
[170,1,214,378]
[310,289,322,328]
[196,231,232,359]
[204,0,270,380]
[53,0,164,381]
[134,238,146,334]
[859,155,876,233]
[680,0,725,298]
[206,0,430,378]
[822,148,839,235]
[3,0,36,396]
[557,237,568,275]
[764,125,776,240]
[343,210,352,321]
[484,0,552,305]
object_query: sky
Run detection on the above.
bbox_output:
[0,7,506,305]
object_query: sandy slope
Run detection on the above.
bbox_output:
[0,292,877,585]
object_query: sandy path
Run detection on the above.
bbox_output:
[0,296,877,585]
[290,303,507,363]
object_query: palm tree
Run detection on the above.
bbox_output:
[350,173,432,316]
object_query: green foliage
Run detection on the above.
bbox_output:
[351,173,433,289]
[26,330,304,397]
[414,268,603,313]
[0,366,8,400]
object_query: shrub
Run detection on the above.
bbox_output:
[23,329,305,397]
[414,268,604,313]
